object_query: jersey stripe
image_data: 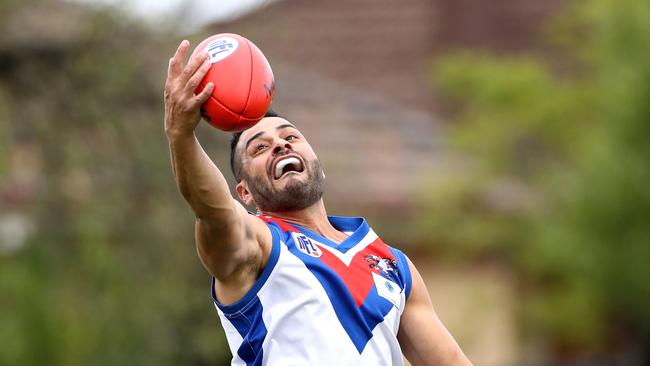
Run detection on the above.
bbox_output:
[224,296,267,365]
[389,247,413,301]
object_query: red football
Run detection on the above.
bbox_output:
[192,33,275,132]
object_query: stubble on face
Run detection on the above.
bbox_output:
[243,156,325,213]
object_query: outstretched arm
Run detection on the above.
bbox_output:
[163,40,269,285]
[398,257,473,366]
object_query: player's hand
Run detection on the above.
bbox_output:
[163,40,214,139]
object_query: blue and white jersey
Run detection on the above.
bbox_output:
[211,215,413,365]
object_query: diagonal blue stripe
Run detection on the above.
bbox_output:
[222,296,267,366]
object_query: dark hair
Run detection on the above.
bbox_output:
[229,109,281,181]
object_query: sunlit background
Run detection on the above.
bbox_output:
[1,0,649,365]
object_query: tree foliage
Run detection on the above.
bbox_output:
[0,1,231,365]
[427,0,650,353]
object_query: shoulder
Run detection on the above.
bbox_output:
[211,213,280,305]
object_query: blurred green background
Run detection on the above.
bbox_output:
[0,0,648,365]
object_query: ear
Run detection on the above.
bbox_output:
[235,180,255,206]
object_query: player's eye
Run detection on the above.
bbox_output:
[254,144,267,153]
[285,135,297,141]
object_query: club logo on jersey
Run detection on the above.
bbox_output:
[384,280,395,293]
[372,272,401,308]
[291,232,322,258]
[365,255,398,277]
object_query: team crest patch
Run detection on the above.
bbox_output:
[291,232,322,258]
[365,255,398,277]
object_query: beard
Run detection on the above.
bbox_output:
[244,158,325,213]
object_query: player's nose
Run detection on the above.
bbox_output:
[272,139,293,155]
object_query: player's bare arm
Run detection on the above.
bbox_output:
[163,40,270,302]
[398,258,473,366]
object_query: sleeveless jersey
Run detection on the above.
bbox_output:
[210,215,413,365]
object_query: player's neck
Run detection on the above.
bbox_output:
[261,200,348,244]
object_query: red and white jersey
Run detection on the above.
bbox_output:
[211,215,413,365]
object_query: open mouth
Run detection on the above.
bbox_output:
[273,155,305,180]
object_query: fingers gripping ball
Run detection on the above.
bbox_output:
[192,34,275,132]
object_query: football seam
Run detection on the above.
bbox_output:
[206,94,238,131]
[242,39,255,120]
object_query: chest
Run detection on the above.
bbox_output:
[280,229,405,310]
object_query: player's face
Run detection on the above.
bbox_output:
[236,117,325,212]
